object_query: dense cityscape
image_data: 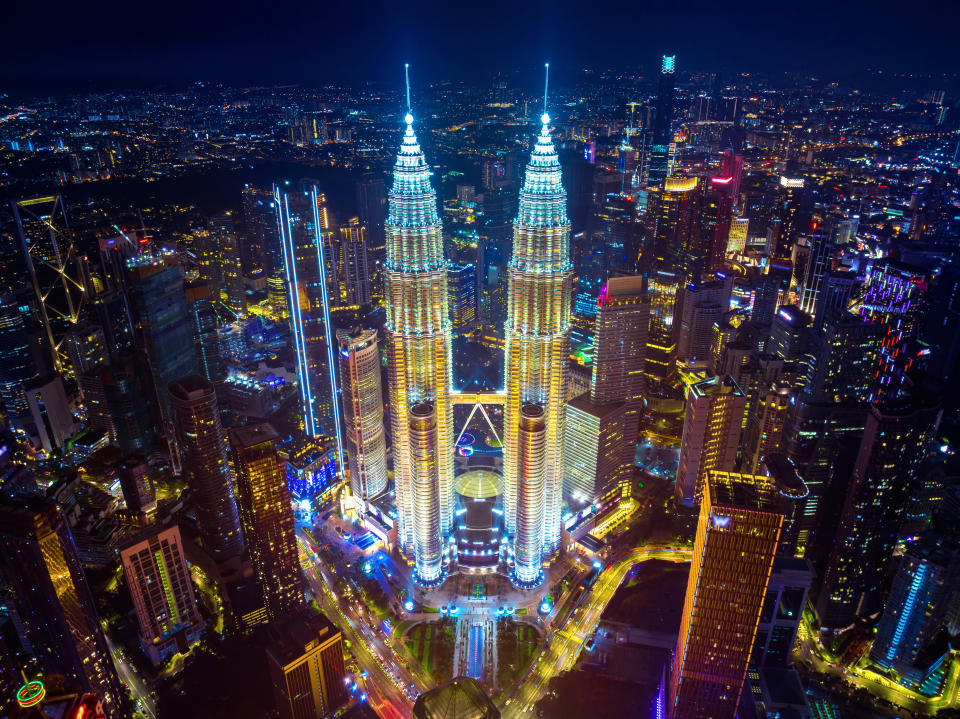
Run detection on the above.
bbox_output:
[1,7,960,719]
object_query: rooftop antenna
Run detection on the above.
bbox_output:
[543,62,550,118]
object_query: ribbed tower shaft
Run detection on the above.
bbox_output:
[384,116,454,563]
[504,117,573,571]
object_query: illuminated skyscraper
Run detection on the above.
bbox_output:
[0,494,126,719]
[120,524,203,664]
[675,375,747,507]
[230,423,304,620]
[448,262,477,335]
[670,471,783,719]
[276,183,341,440]
[503,109,573,584]
[185,281,223,384]
[169,375,244,561]
[0,292,39,418]
[339,221,371,306]
[337,327,387,503]
[383,106,454,583]
[12,195,85,375]
[647,55,676,187]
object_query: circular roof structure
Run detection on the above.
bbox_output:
[454,470,502,499]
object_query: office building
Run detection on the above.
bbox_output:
[648,175,699,278]
[670,471,783,719]
[185,281,223,384]
[230,423,303,620]
[12,195,85,376]
[241,184,281,275]
[23,374,75,452]
[117,454,157,515]
[503,111,573,579]
[169,375,244,561]
[647,55,676,187]
[276,182,341,438]
[743,383,792,475]
[675,375,747,506]
[752,557,814,668]
[869,534,959,684]
[0,494,125,719]
[212,212,245,313]
[383,111,455,581]
[120,524,203,664]
[448,262,477,334]
[337,327,387,503]
[126,252,199,425]
[816,391,942,627]
[339,222,371,306]
[0,292,39,418]
[266,609,349,719]
[563,394,628,505]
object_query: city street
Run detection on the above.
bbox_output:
[105,634,157,719]
[500,546,692,717]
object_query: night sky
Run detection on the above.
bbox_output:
[2,0,957,91]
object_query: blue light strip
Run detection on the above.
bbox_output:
[310,187,344,476]
[277,186,316,437]
[886,560,926,664]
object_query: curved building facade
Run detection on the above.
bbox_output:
[383,113,454,575]
[503,114,573,574]
[337,327,387,501]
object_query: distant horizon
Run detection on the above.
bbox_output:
[2,0,956,96]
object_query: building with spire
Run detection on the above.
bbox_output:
[383,89,454,586]
[503,98,574,587]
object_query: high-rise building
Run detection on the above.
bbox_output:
[869,534,959,684]
[448,262,477,334]
[185,281,223,384]
[356,175,387,299]
[12,195,85,375]
[648,175,699,278]
[241,184,281,275]
[117,454,157,515]
[752,557,814,668]
[23,374,75,452]
[816,390,941,627]
[564,276,650,506]
[647,55,677,187]
[230,423,303,620]
[339,222,371,306]
[670,471,783,719]
[337,327,387,503]
[743,383,792,475]
[503,112,573,583]
[169,375,244,561]
[212,212,245,313]
[266,609,349,719]
[0,494,125,719]
[676,275,732,366]
[120,524,203,664]
[591,276,649,408]
[383,111,455,583]
[0,292,39,418]
[276,183,341,439]
[126,252,199,425]
[675,375,747,506]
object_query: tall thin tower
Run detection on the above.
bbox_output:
[384,67,454,585]
[504,66,574,586]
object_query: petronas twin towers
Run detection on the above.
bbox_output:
[385,97,571,588]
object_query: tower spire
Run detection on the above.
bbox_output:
[404,63,411,115]
[542,63,550,123]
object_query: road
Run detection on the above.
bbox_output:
[500,546,692,717]
[297,530,420,719]
[796,616,960,715]
[105,634,157,719]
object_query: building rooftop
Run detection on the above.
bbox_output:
[454,470,502,499]
[266,608,340,667]
[567,391,626,419]
[706,471,782,514]
[230,422,280,449]
[688,374,744,400]
[412,677,500,719]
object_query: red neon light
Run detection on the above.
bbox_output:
[75,705,86,719]
[711,176,733,185]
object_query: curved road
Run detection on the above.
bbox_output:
[500,546,692,717]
